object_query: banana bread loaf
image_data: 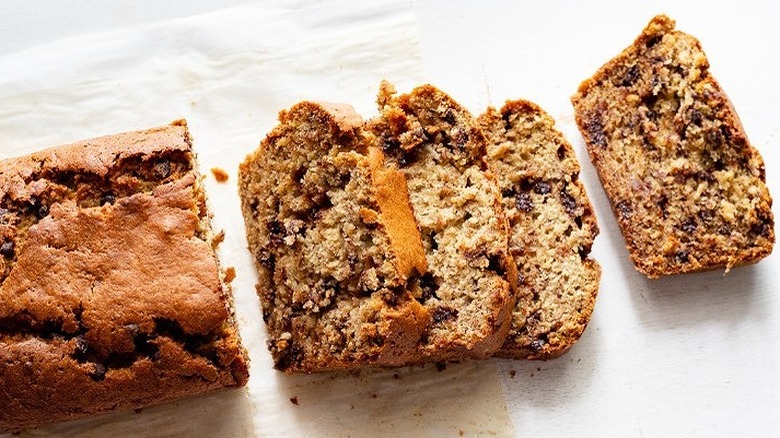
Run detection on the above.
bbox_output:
[238,102,430,373]
[0,121,249,433]
[571,15,774,277]
[479,100,600,359]
[369,83,516,361]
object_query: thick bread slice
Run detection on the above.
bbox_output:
[572,15,774,277]
[478,101,601,359]
[238,101,430,373]
[368,82,516,361]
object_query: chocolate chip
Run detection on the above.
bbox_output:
[621,64,641,87]
[267,220,285,245]
[431,306,459,324]
[556,145,566,161]
[718,224,731,236]
[99,193,116,205]
[529,338,546,352]
[89,363,107,381]
[698,209,714,224]
[689,108,703,126]
[578,245,591,261]
[74,336,90,357]
[615,200,633,219]
[35,204,49,219]
[585,116,608,148]
[533,181,551,195]
[0,240,15,258]
[443,108,457,124]
[559,190,577,215]
[681,218,698,234]
[657,195,669,219]
[675,250,690,263]
[515,192,533,213]
[257,249,276,271]
[646,34,662,48]
[418,273,438,303]
[152,160,172,179]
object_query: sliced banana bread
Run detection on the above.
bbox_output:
[238,101,430,373]
[0,122,248,433]
[368,82,516,361]
[479,100,600,359]
[572,15,774,277]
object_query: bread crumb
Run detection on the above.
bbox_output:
[224,267,236,283]
[134,408,144,414]
[459,430,465,437]
[211,167,229,183]
[211,230,225,249]
[435,362,446,372]
[392,373,400,380]
[289,396,299,405]
[371,393,378,399]
[509,370,516,379]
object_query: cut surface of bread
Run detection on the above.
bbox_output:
[369,82,516,360]
[479,100,601,359]
[238,101,430,373]
[572,15,774,277]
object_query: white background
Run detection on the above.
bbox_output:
[1,1,779,437]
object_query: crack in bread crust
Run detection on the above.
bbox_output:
[572,15,774,277]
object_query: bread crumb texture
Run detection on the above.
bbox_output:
[0,123,248,433]
[572,15,774,277]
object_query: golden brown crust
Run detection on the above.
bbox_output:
[0,122,249,433]
[368,148,428,277]
[478,100,601,360]
[238,101,431,373]
[572,15,774,278]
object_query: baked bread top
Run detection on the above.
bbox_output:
[571,15,774,277]
[239,102,430,373]
[369,82,516,360]
[479,100,600,359]
[0,121,248,433]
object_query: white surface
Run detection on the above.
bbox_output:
[1,0,779,437]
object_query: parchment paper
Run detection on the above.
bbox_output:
[0,1,514,436]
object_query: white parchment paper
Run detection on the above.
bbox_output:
[0,1,514,436]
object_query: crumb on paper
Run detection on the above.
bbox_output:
[459,430,465,437]
[289,396,299,406]
[371,393,378,399]
[435,362,446,372]
[134,408,144,414]
[224,266,236,283]
[392,373,400,380]
[211,230,226,249]
[509,370,516,379]
[211,167,229,183]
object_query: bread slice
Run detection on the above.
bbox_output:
[368,82,516,361]
[571,15,774,277]
[238,101,430,373]
[478,101,600,359]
